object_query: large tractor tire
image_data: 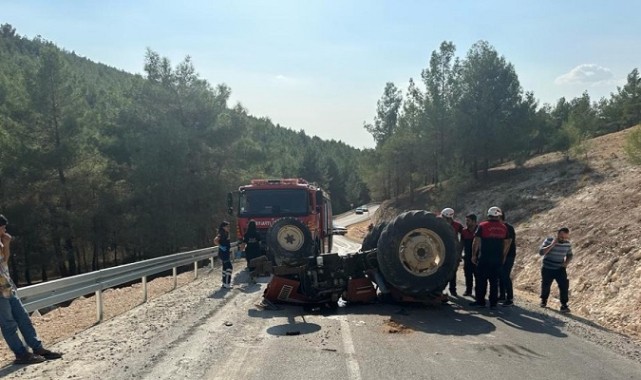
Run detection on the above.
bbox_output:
[361,221,388,251]
[267,217,314,266]
[376,210,457,297]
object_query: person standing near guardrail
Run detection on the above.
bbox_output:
[214,221,233,289]
[241,220,261,272]
[0,214,63,365]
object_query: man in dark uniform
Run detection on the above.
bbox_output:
[470,207,511,309]
[461,213,478,297]
[214,221,232,289]
[441,208,464,297]
[499,212,516,306]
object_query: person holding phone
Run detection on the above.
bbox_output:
[539,227,573,313]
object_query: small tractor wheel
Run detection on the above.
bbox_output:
[267,217,313,266]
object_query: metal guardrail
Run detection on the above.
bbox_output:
[16,243,238,322]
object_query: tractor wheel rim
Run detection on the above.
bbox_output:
[398,228,446,277]
[277,225,305,251]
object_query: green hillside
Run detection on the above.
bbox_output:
[0,24,368,283]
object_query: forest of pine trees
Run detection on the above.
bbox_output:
[2,25,640,285]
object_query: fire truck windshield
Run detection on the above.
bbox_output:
[239,189,309,217]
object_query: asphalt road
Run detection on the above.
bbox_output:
[4,206,641,379]
[331,204,378,254]
[333,204,378,231]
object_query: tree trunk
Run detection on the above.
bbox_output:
[76,246,85,274]
[65,238,77,275]
[409,175,414,203]
[92,240,99,271]
[472,159,478,179]
[433,151,439,185]
[23,247,32,285]
[52,232,68,277]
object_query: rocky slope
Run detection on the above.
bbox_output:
[379,128,641,340]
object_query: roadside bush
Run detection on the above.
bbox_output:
[624,125,641,165]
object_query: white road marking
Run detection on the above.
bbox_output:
[339,316,362,380]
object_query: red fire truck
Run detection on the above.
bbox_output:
[228,178,333,263]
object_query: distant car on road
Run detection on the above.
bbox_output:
[332,224,348,235]
[354,207,364,214]
[360,205,369,212]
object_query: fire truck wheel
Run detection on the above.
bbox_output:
[267,217,313,266]
[361,221,388,251]
[376,210,457,296]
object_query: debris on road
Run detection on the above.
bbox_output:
[384,318,412,334]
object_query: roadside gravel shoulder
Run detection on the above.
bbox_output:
[0,261,244,368]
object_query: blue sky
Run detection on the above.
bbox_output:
[2,1,639,148]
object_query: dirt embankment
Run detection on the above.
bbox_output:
[378,128,641,340]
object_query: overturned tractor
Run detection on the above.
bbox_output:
[262,210,458,306]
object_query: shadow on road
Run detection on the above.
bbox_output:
[494,307,567,338]
[0,364,23,377]
[248,294,576,340]
[448,297,568,338]
[378,305,496,336]
[208,287,231,299]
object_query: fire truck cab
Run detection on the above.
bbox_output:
[228,178,333,258]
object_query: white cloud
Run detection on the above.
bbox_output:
[272,74,301,86]
[555,64,614,85]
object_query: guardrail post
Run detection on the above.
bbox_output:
[194,262,198,279]
[142,276,148,303]
[210,257,214,269]
[96,290,103,323]
[172,267,177,290]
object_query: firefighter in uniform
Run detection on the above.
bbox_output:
[470,207,511,308]
[214,221,233,288]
